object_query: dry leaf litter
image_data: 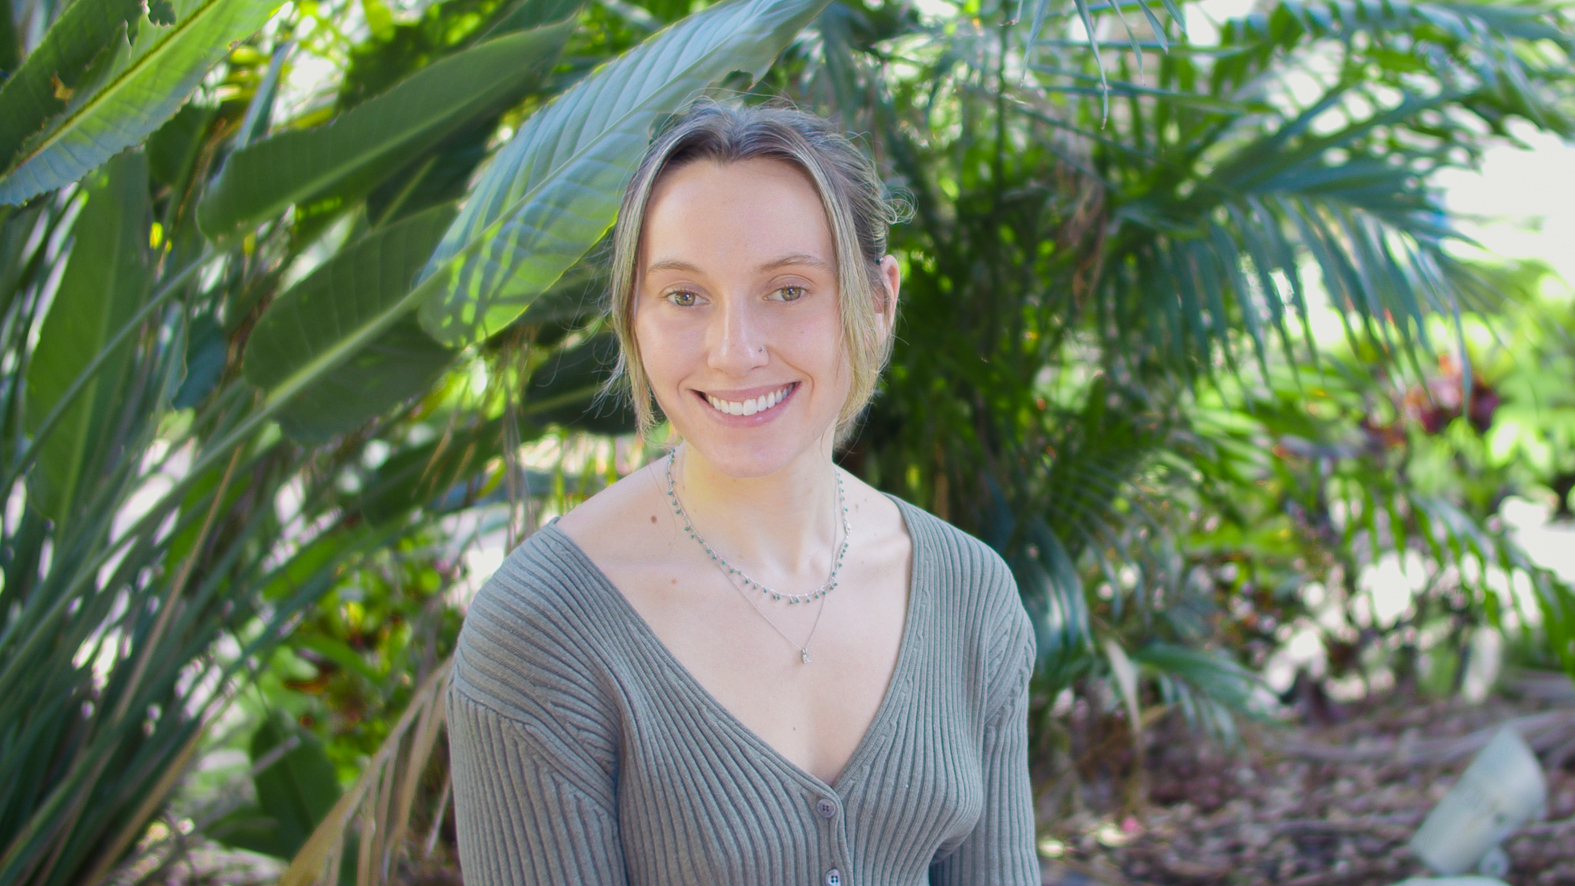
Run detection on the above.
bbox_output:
[1038,674,1575,886]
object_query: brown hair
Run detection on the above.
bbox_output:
[605,102,906,441]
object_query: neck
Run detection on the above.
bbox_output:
[668,443,844,586]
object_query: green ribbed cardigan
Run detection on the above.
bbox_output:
[447,498,1038,885]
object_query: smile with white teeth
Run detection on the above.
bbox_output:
[706,384,793,417]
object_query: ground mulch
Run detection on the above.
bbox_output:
[1038,675,1575,886]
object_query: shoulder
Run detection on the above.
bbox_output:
[887,496,1035,694]
[553,459,675,576]
[890,497,1018,608]
[459,524,606,645]
[461,458,665,666]
[449,527,628,799]
[838,472,1014,598]
[451,526,624,723]
[552,457,665,542]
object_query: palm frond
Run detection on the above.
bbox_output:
[277,660,451,886]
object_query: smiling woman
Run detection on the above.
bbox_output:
[631,156,855,479]
[445,104,1038,885]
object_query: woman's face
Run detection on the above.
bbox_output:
[632,157,849,479]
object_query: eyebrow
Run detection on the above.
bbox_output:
[644,253,833,275]
[759,253,832,272]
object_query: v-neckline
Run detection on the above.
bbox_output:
[542,496,922,793]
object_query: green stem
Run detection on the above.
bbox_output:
[0,249,210,496]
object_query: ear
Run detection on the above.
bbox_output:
[876,254,901,339]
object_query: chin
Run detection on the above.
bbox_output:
[673,425,837,481]
[659,390,842,479]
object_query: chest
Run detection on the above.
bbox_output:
[608,547,910,785]
[609,603,988,886]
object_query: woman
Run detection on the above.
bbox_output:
[447,103,1037,885]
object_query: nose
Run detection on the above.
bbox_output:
[707,296,769,375]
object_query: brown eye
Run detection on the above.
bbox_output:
[773,286,805,302]
[668,290,698,307]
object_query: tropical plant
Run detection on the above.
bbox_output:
[5,0,1575,878]
[1182,278,1575,701]
[0,0,831,880]
[766,0,1575,744]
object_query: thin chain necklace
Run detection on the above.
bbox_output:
[726,567,828,665]
[664,449,851,663]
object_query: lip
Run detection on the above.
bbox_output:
[692,381,798,422]
[701,382,795,401]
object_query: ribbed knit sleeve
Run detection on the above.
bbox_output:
[448,689,629,885]
[927,601,1037,885]
[448,528,632,885]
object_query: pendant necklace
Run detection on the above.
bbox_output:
[665,449,851,664]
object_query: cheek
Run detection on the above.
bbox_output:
[632,317,694,406]
[793,311,851,389]
[631,301,670,364]
[812,304,847,358]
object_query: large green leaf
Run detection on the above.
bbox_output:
[242,204,457,442]
[0,0,280,205]
[525,332,638,434]
[147,102,218,193]
[485,0,586,37]
[209,804,287,858]
[197,20,574,237]
[276,316,454,443]
[357,418,506,525]
[22,150,151,525]
[416,0,832,346]
[0,0,144,176]
[248,715,342,859]
[0,0,17,74]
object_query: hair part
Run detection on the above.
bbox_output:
[605,102,907,444]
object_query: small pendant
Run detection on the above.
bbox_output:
[801,649,812,664]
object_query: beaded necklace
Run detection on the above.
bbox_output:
[664,449,850,663]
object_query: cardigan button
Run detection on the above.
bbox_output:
[824,868,842,886]
[815,798,837,819]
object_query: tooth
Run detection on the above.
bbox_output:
[704,386,795,416]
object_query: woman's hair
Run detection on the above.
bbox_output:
[606,102,906,441]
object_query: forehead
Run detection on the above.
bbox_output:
[639,158,835,273]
